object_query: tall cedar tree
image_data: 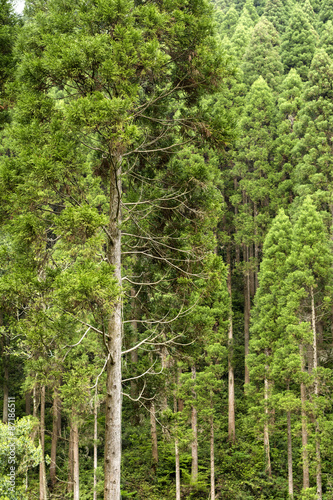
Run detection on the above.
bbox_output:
[281,6,318,80]
[242,17,284,91]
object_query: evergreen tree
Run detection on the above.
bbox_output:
[275,68,304,206]
[263,0,291,34]
[242,0,259,24]
[230,13,254,59]
[303,0,316,26]
[242,18,284,90]
[319,20,333,58]
[281,6,318,80]
[319,0,333,25]
[219,5,239,38]
[293,49,333,208]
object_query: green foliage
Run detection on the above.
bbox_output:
[281,6,318,80]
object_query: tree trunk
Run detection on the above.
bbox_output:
[287,407,293,498]
[227,248,235,443]
[264,368,271,477]
[210,396,215,500]
[311,286,322,500]
[130,288,138,401]
[244,245,251,385]
[50,388,60,490]
[150,401,158,469]
[300,345,309,489]
[104,159,122,500]
[174,394,180,500]
[94,389,98,500]
[73,419,80,500]
[68,424,74,495]
[25,391,32,416]
[191,366,198,483]
[39,385,47,500]
[1,323,9,424]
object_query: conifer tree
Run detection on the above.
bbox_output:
[293,49,333,209]
[263,0,291,34]
[230,13,254,59]
[242,18,284,90]
[281,6,318,80]
[275,68,303,207]
[303,0,316,26]
[0,0,17,128]
[242,0,259,24]
[219,5,239,38]
[319,20,333,58]
[319,0,333,25]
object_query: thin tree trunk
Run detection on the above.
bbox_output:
[130,288,138,400]
[94,388,98,500]
[1,322,9,424]
[210,395,215,500]
[227,248,235,443]
[68,424,74,495]
[174,394,180,500]
[244,244,251,385]
[50,388,60,490]
[263,363,271,478]
[25,391,32,416]
[300,345,309,489]
[311,286,322,500]
[249,243,255,297]
[104,158,122,500]
[39,385,47,500]
[150,401,158,470]
[73,419,80,500]
[287,410,293,498]
[191,366,198,483]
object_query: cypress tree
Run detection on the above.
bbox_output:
[242,18,284,91]
[293,49,333,208]
[303,0,316,26]
[230,14,254,59]
[319,20,333,58]
[219,5,239,38]
[281,6,318,80]
[319,0,333,25]
[263,0,291,34]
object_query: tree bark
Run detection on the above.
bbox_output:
[210,396,215,500]
[150,401,158,469]
[300,345,309,489]
[244,245,251,385]
[227,248,235,443]
[191,366,198,483]
[68,424,74,495]
[264,366,271,478]
[287,407,293,498]
[50,388,60,490]
[39,385,47,500]
[104,158,122,500]
[130,288,138,401]
[94,389,98,500]
[73,419,80,500]
[25,391,32,416]
[173,393,180,500]
[311,286,322,500]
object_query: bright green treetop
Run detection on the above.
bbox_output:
[219,5,239,37]
[263,0,291,33]
[319,0,333,25]
[281,6,318,80]
[242,18,284,90]
[293,49,333,204]
[319,20,333,58]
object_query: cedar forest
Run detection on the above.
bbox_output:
[1,0,333,499]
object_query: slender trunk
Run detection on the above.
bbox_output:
[287,410,293,498]
[287,381,293,499]
[73,419,80,500]
[50,389,60,490]
[68,424,74,495]
[244,245,251,385]
[191,366,198,483]
[104,158,122,500]
[210,395,215,500]
[254,203,259,293]
[311,286,322,500]
[263,362,271,478]
[31,384,39,443]
[130,288,138,400]
[94,389,98,500]
[25,391,32,416]
[249,243,254,297]
[150,401,158,469]
[174,393,180,500]
[300,345,309,489]
[39,385,47,500]
[227,248,235,443]
[1,324,9,424]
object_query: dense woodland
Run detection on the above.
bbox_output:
[1,0,333,498]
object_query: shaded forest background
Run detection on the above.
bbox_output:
[1,0,333,498]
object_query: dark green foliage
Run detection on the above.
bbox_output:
[263,0,291,33]
[242,18,284,90]
[218,5,239,37]
[281,6,318,80]
[319,0,333,25]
